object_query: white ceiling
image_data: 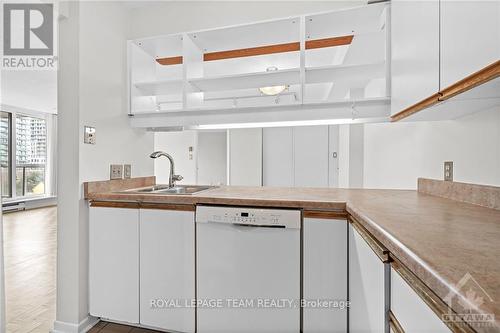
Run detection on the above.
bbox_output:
[1,70,57,114]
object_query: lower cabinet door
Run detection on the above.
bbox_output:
[349,223,386,333]
[391,265,451,332]
[139,209,195,333]
[303,217,347,332]
[89,207,139,323]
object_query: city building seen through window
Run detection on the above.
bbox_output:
[0,111,48,199]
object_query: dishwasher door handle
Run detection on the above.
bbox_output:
[232,223,286,229]
[200,220,288,232]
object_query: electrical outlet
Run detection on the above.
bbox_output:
[110,164,123,180]
[189,146,193,160]
[84,126,96,144]
[444,161,453,181]
[123,164,131,179]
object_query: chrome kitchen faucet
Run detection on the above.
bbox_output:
[149,151,183,188]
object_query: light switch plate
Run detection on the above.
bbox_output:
[444,161,453,181]
[123,164,131,179]
[110,164,123,180]
[84,126,96,144]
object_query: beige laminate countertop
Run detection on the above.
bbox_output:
[87,185,500,332]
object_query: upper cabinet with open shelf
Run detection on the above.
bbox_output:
[304,4,389,103]
[129,34,184,113]
[127,3,390,124]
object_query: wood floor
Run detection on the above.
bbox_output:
[2,207,161,333]
[89,322,161,333]
[3,207,57,333]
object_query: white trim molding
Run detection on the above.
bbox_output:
[51,316,99,333]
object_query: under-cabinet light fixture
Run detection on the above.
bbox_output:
[189,117,389,130]
[259,66,288,96]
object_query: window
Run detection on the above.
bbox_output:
[15,114,47,196]
[1,112,11,198]
[0,110,52,200]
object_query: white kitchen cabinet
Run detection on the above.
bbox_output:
[349,222,387,333]
[391,0,440,115]
[303,217,347,332]
[262,126,330,188]
[391,264,451,333]
[440,1,500,88]
[293,126,329,187]
[139,209,195,333]
[263,127,294,187]
[89,206,139,324]
[228,128,262,186]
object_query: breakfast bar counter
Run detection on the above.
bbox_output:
[85,176,500,332]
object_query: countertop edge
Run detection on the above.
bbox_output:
[345,203,499,333]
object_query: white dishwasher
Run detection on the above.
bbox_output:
[196,205,301,333]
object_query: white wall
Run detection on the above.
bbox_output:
[154,131,197,185]
[79,2,153,182]
[0,71,57,114]
[197,131,227,186]
[364,107,500,189]
[56,1,154,330]
[128,1,363,39]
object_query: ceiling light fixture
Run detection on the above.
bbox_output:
[259,66,288,96]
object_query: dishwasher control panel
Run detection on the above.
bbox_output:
[196,205,301,229]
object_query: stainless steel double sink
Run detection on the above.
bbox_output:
[123,184,216,195]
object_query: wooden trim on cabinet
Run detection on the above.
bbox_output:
[90,201,195,212]
[204,42,300,62]
[391,60,500,122]
[90,201,140,209]
[391,258,477,333]
[156,35,354,65]
[348,215,391,263]
[303,210,347,219]
[390,93,442,122]
[140,202,195,212]
[388,310,405,333]
[439,60,500,101]
[156,56,183,66]
[305,35,354,50]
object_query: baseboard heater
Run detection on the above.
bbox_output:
[2,201,26,212]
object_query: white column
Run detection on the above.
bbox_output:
[53,2,97,332]
[0,183,5,333]
[0,42,5,333]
